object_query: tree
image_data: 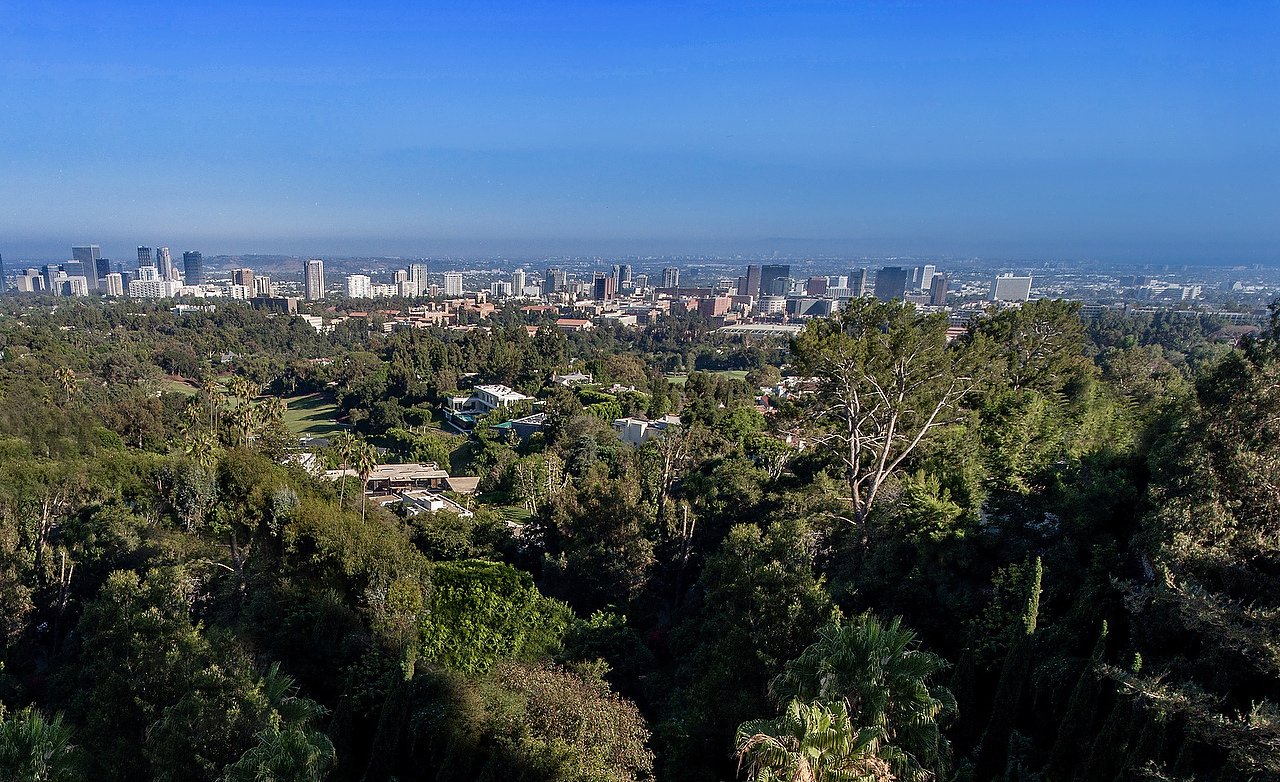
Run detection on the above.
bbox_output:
[790,299,978,530]
[771,615,956,781]
[330,431,357,508]
[0,706,78,782]
[735,699,892,782]
[354,440,379,522]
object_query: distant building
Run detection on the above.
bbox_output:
[346,274,372,298]
[593,272,616,301]
[231,268,255,288]
[991,274,1033,302]
[929,274,948,306]
[544,267,566,294]
[849,269,869,297]
[129,278,182,298]
[662,267,681,288]
[512,268,527,295]
[613,414,681,446]
[760,264,790,297]
[250,296,299,314]
[157,247,174,280]
[137,246,154,271]
[874,267,910,301]
[304,259,325,300]
[615,263,632,290]
[739,264,762,296]
[697,296,731,317]
[443,272,464,297]
[72,245,101,290]
[253,275,272,296]
[633,273,649,290]
[916,264,936,292]
[805,276,828,296]
[409,263,428,292]
[182,251,204,285]
[95,256,111,284]
[104,272,124,296]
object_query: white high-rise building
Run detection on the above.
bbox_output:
[991,274,1033,302]
[129,278,183,298]
[491,281,512,298]
[104,272,124,296]
[918,264,936,292]
[253,275,273,296]
[443,272,463,296]
[346,274,372,298]
[397,280,419,297]
[662,267,680,288]
[409,263,428,292]
[511,269,526,296]
[157,247,174,280]
[304,259,325,300]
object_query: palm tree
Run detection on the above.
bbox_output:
[771,615,956,782]
[0,706,78,782]
[223,664,334,782]
[331,432,357,508]
[354,441,379,522]
[184,429,220,470]
[736,699,893,782]
[54,366,75,405]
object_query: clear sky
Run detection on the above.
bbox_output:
[1,1,1277,262]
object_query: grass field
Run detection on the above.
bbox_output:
[283,393,345,437]
[664,369,750,386]
[159,378,198,396]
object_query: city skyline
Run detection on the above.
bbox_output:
[2,2,1278,263]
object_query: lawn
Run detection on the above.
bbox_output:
[664,369,750,386]
[159,377,198,396]
[282,393,345,438]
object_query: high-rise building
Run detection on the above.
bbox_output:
[593,272,616,301]
[742,264,762,297]
[137,246,154,270]
[157,247,174,280]
[661,267,680,288]
[409,263,428,292]
[805,277,828,296]
[618,263,632,290]
[72,245,101,290]
[443,271,463,297]
[253,276,272,296]
[873,267,910,301]
[346,274,372,298]
[183,251,204,286]
[231,268,255,289]
[760,264,790,297]
[104,272,124,297]
[543,267,566,295]
[633,273,649,290]
[42,264,60,292]
[95,257,111,284]
[512,269,526,296]
[929,274,948,306]
[991,274,1033,302]
[917,264,936,293]
[304,259,326,300]
[849,269,869,297]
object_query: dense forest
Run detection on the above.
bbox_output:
[0,295,1276,781]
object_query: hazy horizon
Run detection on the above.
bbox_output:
[3,1,1278,264]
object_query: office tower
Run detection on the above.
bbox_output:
[929,274,948,306]
[346,274,372,298]
[409,263,428,291]
[661,267,680,288]
[618,263,632,289]
[593,272,616,301]
[253,276,272,296]
[304,259,325,300]
[182,251,204,285]
[759,264,790,297]
[511,268,526,295]
[633,273,649,290]
[64,261,87,283]
[157,247,174,280]
[137,246,154,270]
[231,268,255,288]
[137,264,159,282]
[543,267,565,295]
[805,276,828,296]
[991,273,1033,302]
[873,267,910,300]
[72,245,101,289]
[742,264,762,297]
[917,264,936,292]
[849,269,869,297]
[443,271,463,296]
[42,264,60,292]
[104,273,124,297]
[95,257,111,284]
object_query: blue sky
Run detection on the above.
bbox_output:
[1,1,1277,261]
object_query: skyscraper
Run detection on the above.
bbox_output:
[873,267,909,301]
[760,264,790,296]
[593,272,616,301]
[346,274,372,298]
[104,273,124,297]
[72,245,101,289]
[137,246,154,269]
[991,274,1033,302]
[511,268,526,295]
[231,268,255,289]
[543,267,566,295]
[743,264,762,296]
[661,267,680,288]
[304,259,325,300]
[849,269,869,297]
[409,263,428,292]
[443,272,463,297]
[929,274,948,306]
[618,263,632,290]
[157,247,174,280]
[95,257,111,283]
[183,251,204,286]
[918,264,936,292]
